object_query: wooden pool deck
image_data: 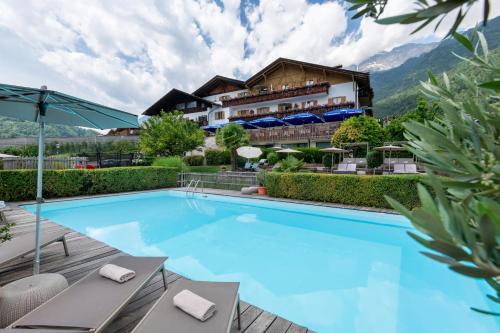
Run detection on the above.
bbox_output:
[0,205,315,333]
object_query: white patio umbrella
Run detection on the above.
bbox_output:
[374,144,406,172]
[276,148,302,156]
[320,147,349,172]
[0,83,139,274]
[270,146,282,151]
[236,146,262,159]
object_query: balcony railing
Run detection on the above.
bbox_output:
[181,106,209,114]
[228,102,355,122]
[247,121,342,144]
[222,82,330,107]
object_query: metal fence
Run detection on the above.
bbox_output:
[180,172,258,191]
[2,156,88,170]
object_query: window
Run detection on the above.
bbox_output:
[214,111,225,120]
[278,103,292,112]
[305,100,317,108]
[256,107,270,114]
[219,95,230,101]
[236,110,249,116]
[305,80,314,87]
[281,84,289,91]
[329,96,347,105]
[237,91,248,98]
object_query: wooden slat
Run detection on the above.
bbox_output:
[0,205,311,333]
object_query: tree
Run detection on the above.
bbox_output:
[385,96,436,141]
[139,111,205,157]
[349,3,499,313]
[331,115,386,149]
[215,123,249,171]
[346,0,491,37]
[385,32,500,314]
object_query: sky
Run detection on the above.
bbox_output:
[0,0,498,115]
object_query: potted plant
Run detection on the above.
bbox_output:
[257,183,267,195]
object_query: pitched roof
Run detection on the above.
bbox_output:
[142,88,215,116]
[245,57,370,88]
[192,75,246,97]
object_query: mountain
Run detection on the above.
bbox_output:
[371,16,500,118]
[358,42,438,72]
[0,115,98,139]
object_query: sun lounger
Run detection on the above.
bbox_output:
[393,164,406,174]
[10,256,168,333]
[336,163,348,172]
[346,164,357,172]
[132,280,241,333]
[405,164,418,173]
[0,328,82,333]
[0,230,69,267]
[334,163,357,174]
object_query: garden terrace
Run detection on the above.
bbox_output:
[247,122,341,145]
[0,204,315,333]
[228,103,356,122]
[222,82,330,107]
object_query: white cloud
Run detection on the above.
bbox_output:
[0,0,498,115]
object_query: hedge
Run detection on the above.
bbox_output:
[205,149,231,165]
[294,147,325,163]
[184,155,204,166]
[0,167,177,201]
[262,172,423,209]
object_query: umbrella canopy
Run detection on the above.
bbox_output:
[0,83,139,275]
[249,116,289,128]
[319,147,349,153]
[276,148,302,154]
[237,146,262,159]
[374,145,406,151]
[282,112,324,125]
[231,119,258,129]
[323,108,364,122]
[202,124,222,133]
[270,146,282,151]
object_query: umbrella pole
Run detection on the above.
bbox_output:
[34,106,46,275]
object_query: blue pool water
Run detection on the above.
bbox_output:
[24,191,499,333]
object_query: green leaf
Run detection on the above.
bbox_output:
[450,264,498,278]
[453,32,474,52]
[376,13,415,25]
[478,80,500,91]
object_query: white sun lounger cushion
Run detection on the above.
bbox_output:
[173,289,216,321]
[99,264,136,283]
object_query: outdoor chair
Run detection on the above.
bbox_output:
[131,280,241,333]
[243,162,252,171]
[9,256,168,333]
[0,230,69,268]
[334,163,357,174]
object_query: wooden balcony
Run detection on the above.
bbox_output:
[222,82,330,107]
[248,121,342,145]
[181,106,209,114]
[229,102,355,122]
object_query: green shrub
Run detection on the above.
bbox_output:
[322,154,333,168]
[259,147,274,159]
[262,172,422,209]
[275,156,304,172]
[205,149,231,165]
[0,167,177,201]
[184,155,204,166]
[366,150,383,168]
[152,156,190,172]
[267,152,279,165]
[295,147,325,163]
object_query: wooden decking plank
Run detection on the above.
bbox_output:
[265,316,293,333]
[285,323,308,333]
[245,310,277,333]
[231,305,264,332]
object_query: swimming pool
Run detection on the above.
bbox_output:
[24,190,499,333]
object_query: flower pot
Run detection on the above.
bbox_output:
[258,186,267,195]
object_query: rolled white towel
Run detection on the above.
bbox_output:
[173,289,216,321]
[99,264,136,283]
